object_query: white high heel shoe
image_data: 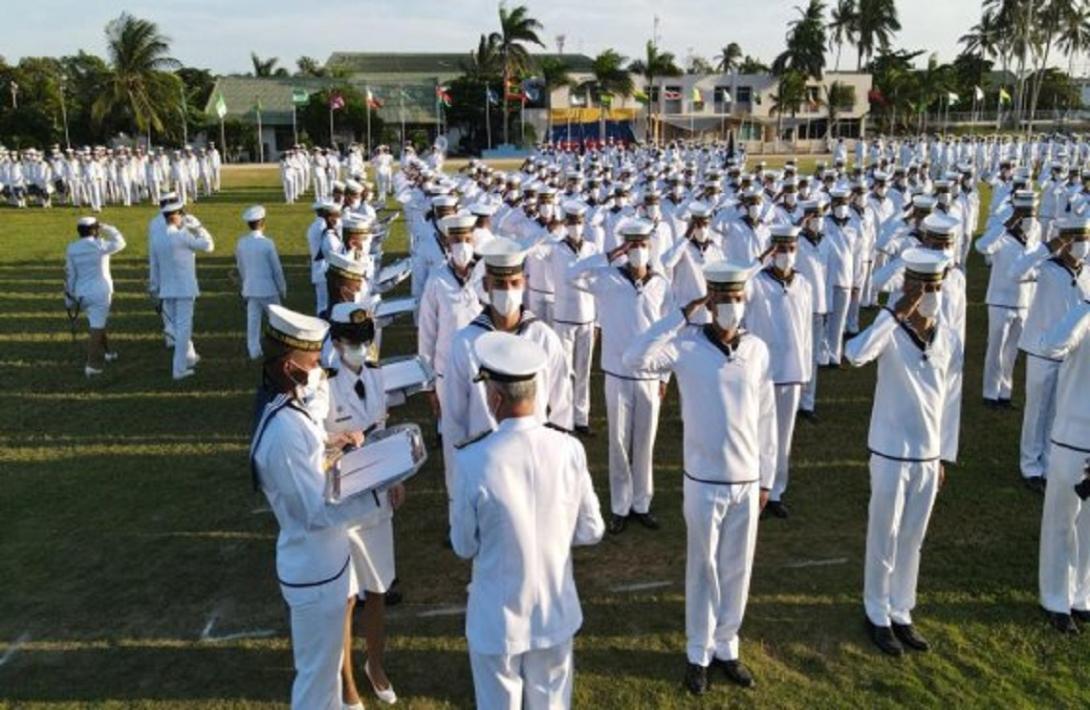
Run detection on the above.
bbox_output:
[365,660,398,705]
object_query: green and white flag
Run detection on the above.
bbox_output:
[291,88,309,105]
[213,93,227,119]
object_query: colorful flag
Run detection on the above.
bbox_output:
[366,89,383,109]
[663,89,682,101]
[600,93,613,107]
[974,86,985,102]
[213,93,227,119]
[634,89,649,104]
[291,88,309,105]
[947,92,959,104]
[720,90,732,103]
[999,87,1012,104]
[329,93,345,110]
[692,87,703,103]
[436,85,452,107]
[253,98,263,112]
[505,79,527,102]
[486,87,500,106]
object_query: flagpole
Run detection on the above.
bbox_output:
[435,81,442,141]
[256,100,264,163]
[365,85,372,156]
[220,117,226,164]
[180,82,188,146]
[292,103,299,146]
[399,84,406,149]
[329,103,334,147]
[485,85,493,151]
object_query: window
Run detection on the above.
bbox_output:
[713,86,732,104]
[735,86,752,104]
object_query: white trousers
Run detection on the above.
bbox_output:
[683,477,758,666]
[1021,356,1061,479]
[1039,444,1090,613]
[526,291,554,327]
[863,455,940,627]
[163,298,197,378]
[801,313,825,412]
[771,384,802,502]
[281,571,351,710]
[983,306,1024,401]
[554,323,595,428]
[825,287,851,364]
[469,639,573,710]
[604,375,661,516]
[246,296,279,360]
[313,281,328,317]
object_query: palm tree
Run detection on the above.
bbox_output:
[539,56,572,143]
[827,0,857,71]
[489,3,545,145]
[959,8,1000,91]
[629,40,682,143]
[251,53,287,78]
[1026,0,1078,132]
[91,13,181,138]
[587,49,634,143]
[739,55,771,74]
[773,0,828,80]
[462,34,502,79]
[715,43,743,73]
[854,0,901,70]
[1058,1,1090,116]
[770,69,808,143]
[296,56,326,77]
[824,80,856,138]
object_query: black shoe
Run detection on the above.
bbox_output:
[608,514,628,535]
[1072,608,1090,623]
[983,397,999,409]
[385,578,403,607]
[865,617,904,656]
[1024,476,1047,494]
[632,511,660,530]
[684,662,708,695]
[711,657,755,688]
[998,398,1018,411]
[797,409,818,423]
[1047,611,1079,634]
[574,424,594,437]
[891,623,930,652]
[765,500,790,519]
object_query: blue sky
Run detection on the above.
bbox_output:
[5,1,994,74]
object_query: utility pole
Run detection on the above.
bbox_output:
[58,78,71,150]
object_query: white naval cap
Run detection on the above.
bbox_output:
[561,200,588,219]
[1011,190,1037,209]
[473,331,546,383]
[470,201,499,216]
[800,198,824,214]
[703,260,753,292]
[478,237,527,274]
[621,218,655,240]
[329,301,375,325]
[1055,216,1090,236]
[326,251,367,281]
[265,304,329,352]
[242,205,266,223]
[331,180,347,192]
[687,201,712,219]
[911,195,937,211]
[828,187,850,200]
[432,195,458,209]
[902,248,950,283]
[342,214,373,233]
[439,212,478,235]
[920,213,959,239]
[160,201,185,214]
[344,179,363,194]
[770,224,801,243]
[77,216,98,227]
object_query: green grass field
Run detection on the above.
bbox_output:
[1,164,1085,708]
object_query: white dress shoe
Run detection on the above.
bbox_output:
[84,365,103,378]
[104,351,119,362]
[365,661,397,704]
[342,703,365,710]
[173,369,196,381]
[187,354,202,368]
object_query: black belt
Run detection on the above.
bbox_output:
[1052,439,1090,455]
[869,449,940,464]
[1023,351,1063,364]
[683,471,758,486]
[554,319,594,326]
[602,369,660,382]
[278,556,350,588]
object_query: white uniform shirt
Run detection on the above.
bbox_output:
[417,263,484,377]
[154,224,214,299]
[975,229,1038,309]
[844,310,962,462]
[796,230,832,314]
[65,228,126,302]
[451,415,604,655]
[1013,247,1090,357]
[549,238,599,325]
[746,269,814,385]
[622,310,777,486]
[445,310,573,445]
[660,238,727,325]
[568,253,673,378]
[235,231,287,299]
[1040,300,1090,449]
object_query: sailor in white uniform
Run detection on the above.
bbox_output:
[250,305,384,710]
[1036,298,1090,633]
[64,216,126,377]
[307,201,341,316]
[622,260,776,695]
[451,332,604,710]
[568,219,673,534]
[745,225,813,517]
[234,205,287,360]
[154,201,214,380]
[844,249,963,657]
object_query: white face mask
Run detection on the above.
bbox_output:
[339,343,369,369]
[567,223,584,240]
[627,246,650,270]
[747,205,761,220]
[774,251,796,272]
[715,301,745,331]
[1019,217,1035,234]
[449,241,474,267]
[784,193,797,206]
[490,287,523,316]
[876,186,888,197]
[539,204,554,220]
[1070,240,1090,261]
[692,226,709,243]
[917,290,943,319]
[833,204,849,219]
[645,205,661,220]
[298,365,323,402]
[937,193,951,205]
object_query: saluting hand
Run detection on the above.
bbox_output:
[683,294,709,321]
[893,283,923,320]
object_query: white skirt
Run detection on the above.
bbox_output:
[347,516,395,594]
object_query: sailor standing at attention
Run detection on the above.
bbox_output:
[235,205,287,360]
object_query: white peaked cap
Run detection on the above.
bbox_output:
[265,304,328,351]
[687,201,712,219]
[242,205,266,222]
[77,216,98,227]
[703,260,753,290]
[160,201,184,214]
[329,302,373,324]
[902,248,950,281]
[1011,190,1037,208]
[439,212,478,234]
[470,201,499,216]
[561,200,588,218]
[326,251,367,279]
[478,237,527,272]
[621,218,655,239]
[474,331,546,382]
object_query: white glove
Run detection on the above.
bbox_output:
[184,215,201,229]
